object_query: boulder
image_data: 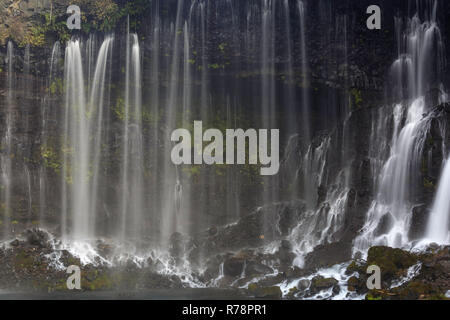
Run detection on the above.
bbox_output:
[304,241,352,270]
[309,276,339,294]
[248,283,282,299]
[23,228,50,248]
[223,256,245,277]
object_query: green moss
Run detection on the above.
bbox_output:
[366,291,382,300]
[83,272,116,291]
[423,178,435,190]
[248,284,282,299]
[367,246,418,281]
[208,63,224,70]
[49,78,63,95]
[311,276,338,290]
[22,12,70,47]
[41,145,61,173]
[346,260,365,275]
[350,88,363,109]
[15,250,34,270]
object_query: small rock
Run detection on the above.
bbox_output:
[297,279,311,291]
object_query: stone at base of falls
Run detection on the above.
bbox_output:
[23,228,51,249]
[223,256,245,277]
[303,241,352,271]
[309,276,340,295]
[247,283,282,299]
[366,246,418,282]
[347,246,450,300]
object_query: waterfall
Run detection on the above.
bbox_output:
[354,2,445,254]
[298,0,310,142]
[160,0,185,246]
[1,41,15,239]
[40,41,61,226]
[120,30,144,241]
[1,0,449,289]
[426,156,450,244]
[62,36,114,240]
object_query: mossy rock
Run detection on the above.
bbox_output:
[346,260,365,275]
[310,276,339,294]
[347,277,361,291]
[248,283,282,299]
[366,246,418,282]
[14,250,34,270]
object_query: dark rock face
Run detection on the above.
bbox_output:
[409,205,430,240]
[223,256,245,278]
[191,200,306,258]
[24,228,50,248]
[247,283,282,300]
[309,276,339,295]
[374,213,394,237]
[304,241,352,271]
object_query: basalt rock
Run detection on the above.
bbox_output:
[247,283,282,299]
[304,241,352,271]
[309,276,339,295]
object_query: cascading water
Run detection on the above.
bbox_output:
[426,156,450,244]
[298,0,310,142]
[120,30,144,241]
[354,2,446,254]
[1,41,14,239]
[62,36,114,241]
[1,0,450,300]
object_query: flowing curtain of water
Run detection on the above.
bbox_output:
[354,1,445,255]
[62,36,114,241]
[120,30,144,242]
[160,0,185,247]
[1,41,15,239]
[426,156,450,244]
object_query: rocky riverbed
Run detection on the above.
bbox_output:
[0,228,448,300]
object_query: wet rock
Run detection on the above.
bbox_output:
[196,201,306,256]
[409,205,430,240]
[169,232,185,263]
[223,256,245,277]
[373,212,394,237]
[23,228,50,248]
[284,266,306,279]
[347,276,367,293]
[346,260,366,275]
[309,276,339,294]
[247,283,282,299]
[304,241,352,271]
[366,246,418,284]
[297,279,311,291]
[277,240,295,267]
[245,261,273,277]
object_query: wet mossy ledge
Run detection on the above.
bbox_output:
[0,0,151,47]
[0,228,449,300]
